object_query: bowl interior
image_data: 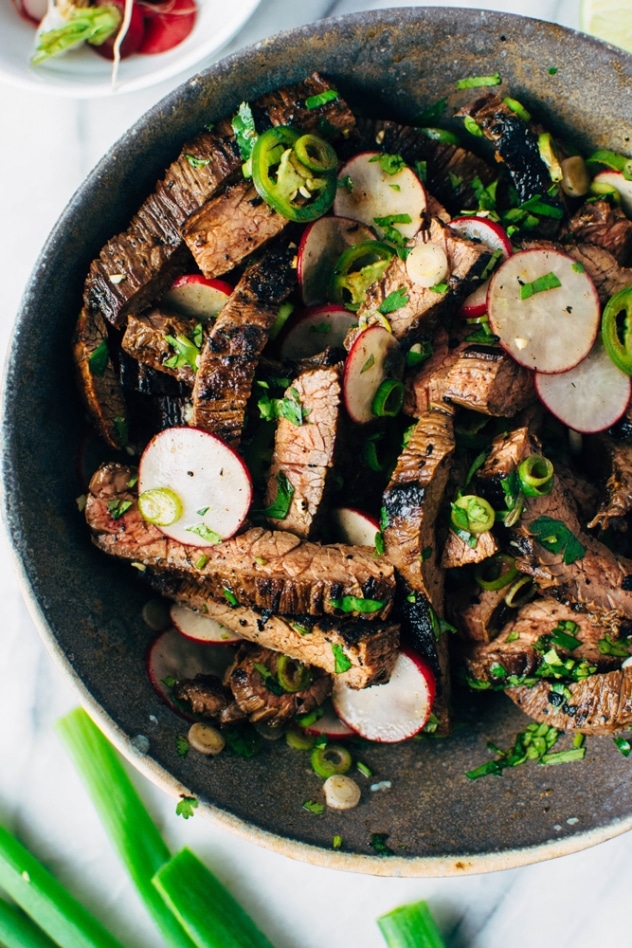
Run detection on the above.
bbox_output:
[4,7,632,875]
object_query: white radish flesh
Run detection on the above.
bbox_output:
[332,506,380,547]
[170,602,243,644]
[592,170,632,216]
[163,275,232,321]
[303,702,355,738]
[297,215,375,305]
[277,304,356,360]
[146,627,235,716]
[535,341,631,433]
[334,152,427,240]
[332,649,436,743]
[343,325,403,424]
[138,426,252,546]
[487,248,600,373]
[450,216,512,317]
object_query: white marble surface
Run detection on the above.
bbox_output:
[4,2,632,947]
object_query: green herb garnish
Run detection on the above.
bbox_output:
[529,516,586,565]
[519,272,562,299]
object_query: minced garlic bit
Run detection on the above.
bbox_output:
[109,273,127,284]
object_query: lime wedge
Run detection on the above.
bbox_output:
[580,0,632,52]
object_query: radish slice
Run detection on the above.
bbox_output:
[297,215,375,305]
[137,0,197,54]
[14,0,47,24]
[450,216,512,317]
[162,275,232,321]
[138,426,253,546]
[277,304,356,360]
[333,152,427,240]
[332,506,380,547]
[343,325,404,424]
[170,602,243,644]
[92,0,146,60]
[332,650,436,743]
[592,170,632,217]
[535,341,631,433]
[303,702,355,739]
[487,248,600,373]
[146,627,235,716]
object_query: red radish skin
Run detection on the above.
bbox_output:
[334,152,427,240]
[343,325,404,424]
[593,170,632,217]
[170,602,243,644]
[303,704,355,739]
[297,215,375,305]
[450,216,512,318]
[138,0,196,54]
[332,649,436,743]
[277,304,356,360]
[332,507,380,547]
[163,275,232,321]
[146,627,236,717]
[535,342,632,433]
[138,426,253,546]
[487,248,601,373]
[91,0,146,60]
[13,0,47,25]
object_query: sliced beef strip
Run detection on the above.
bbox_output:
[172,674,234,718]
[182,179,289,278]
[190,239,297,444]
[383,410,455,732]
[85,462,396,619]
[403,326,458,417]
[441,527,498,569]
[565,199,632,266]
[457,93,564,213]
[154,587,398,689]
[448,582,513,644]
[122,309,207,386]
[83,74,354,328]
[354,117,497,214]
[588,436,632,530]
[72,308,128,451]
[225,645,332,727]
[506,665,632,734]
[440,343,536,417]
[265,365,342,538]
[462,597,631,687]
[358,217,491,345]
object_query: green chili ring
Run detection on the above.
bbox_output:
[451,494,496,535]
[293,133,338,173]
[251,125,337,223]
[518,455,555,497]
[371,379,405,418]
[601,286,632,376]
[138,487,182,527]
[330,240,395,311]
[474,553,518,591]
[276,654,312,693]
[310,743,353,779]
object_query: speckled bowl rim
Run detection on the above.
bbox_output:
[4,7,632,877]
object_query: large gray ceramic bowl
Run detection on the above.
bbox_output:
[4,7,632,877]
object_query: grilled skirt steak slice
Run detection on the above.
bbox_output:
[225,645,331,727]
[122,309,207,386]
[172,674,234,718]
[265,365,342,538]
[462,597,631,687]
[507,665,632,734]
[72,308,128,451]
[358,217,491,345]
[589,436,632,530]
[441,528,498,569]
[355,117,497,214]
[449,583,513,644]
[441,344,535,417]
[182,179,289,278]
[565,199,632,266]
[190,239,297,444]
[145,583,398,689]
[84,74,354,327]
[86,463,395,619]
[523,238,632,304]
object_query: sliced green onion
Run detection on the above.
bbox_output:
[152,847,275,948]
[293,133,338,173]
[519,272,562,299]
[418,127,460,144]
[56,708,197,948]
[503,97,531,122]
[329,596,386,614]
[377,899,446,948]
[0,822,124,948]
[138,487,183,527]
[456,73,502,89]
[371,379,405,418]
[601,285,632,376]
[285,725,315,751]
[517,455,554,497]
[451,494,495,535]
[504,575,536,609]
[474,553,518,590]
[311,744,353,779]
[0,897,58,948]
[276,654,312,693]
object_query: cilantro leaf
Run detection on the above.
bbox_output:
[529,516,586,564]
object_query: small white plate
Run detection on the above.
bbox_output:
[0,0,263,97]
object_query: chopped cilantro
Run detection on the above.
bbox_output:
[369,152,406,175]
[176,735,189,757]
[417,97,448,125]
[332,644,352,674]
[261,470,294,520]
[519,272,562,299]
[330,596,386,614]
[186,523,223,545]
[175,796,198,819]
[88,340,109,376]
[106,498,132,520]
[370,833,396,856]
[231,101,257,160]
[305,89,339,109]
[257,387,309,426]
[598,634,631,658]
[303,799,325,815]
[379,287,409,314]
[529,516,586,565]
